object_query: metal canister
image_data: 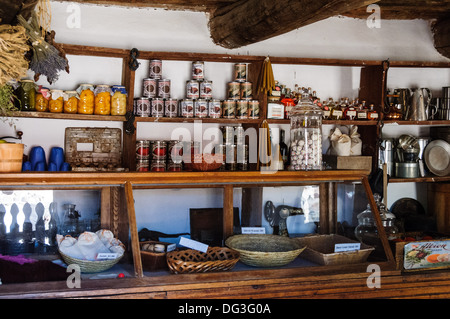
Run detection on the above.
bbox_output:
[208,99,222,118]
[378,139,394,176]
[222,100,236,119]
[180,99,194,118]
[164,99,178,118]
[192,61,205,81]
[234,63,247,82]
[186,80,199,99]
[194,99,208,118]
[134,97,151,117]
[149,59,162,79]
[167,162,182,172]
[236,100,248,119]
[152,98,164,117]
[151,159,166,172]
[200,80,213,99]
[136,159,149,172]
[136,140,151,160]
[143,78,157,98]
[222,126,235,145]
[240,82,252,99]
[158,79,171,99]
[248,100,260,119]
[152,140,167,160]
[168,140,183,162]
[227,81,241,100]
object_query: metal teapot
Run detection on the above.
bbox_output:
[406,88,435,121]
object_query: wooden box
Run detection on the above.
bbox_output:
[295,234,374,266]
[140,241,176,271]
[323,155,372,173]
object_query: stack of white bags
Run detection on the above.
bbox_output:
[57,229,125,261]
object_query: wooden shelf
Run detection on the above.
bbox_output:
[383,120,450,125]
[11,111,126,122]
[389,175,450,183]
[267,119,379,126]
[135,117,261,124]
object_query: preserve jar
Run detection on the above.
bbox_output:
[289,89,323,170]
[110,85,127,115]
[49,90,64,113]
[63,91,79,114]
[76,84,94,114]
[18,80,36,111]
[35,87,50,112]
[354,203,378,246]
[94,85,112,115]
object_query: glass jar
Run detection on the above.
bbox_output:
[35,87,50,112]
[18,80,36,111]
[379,202,399,240]
[355,203,379,245]
[49,90,64,113]
[289,90,323,170]
[110,85,127,115]
[76,84,95,114]
[94,85,112,115]
[63,91,79,114]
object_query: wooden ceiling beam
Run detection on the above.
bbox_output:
[208,0,379,49]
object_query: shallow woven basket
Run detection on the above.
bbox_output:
[225,234,306,267]
[59,249,124,273]
[166,247,240,274]
[191,153,224,171]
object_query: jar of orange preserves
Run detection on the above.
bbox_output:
[49,90,64,113]
[63,91,79,114]
[76,84,95,114]
[111,85,127,115]
[35,87,50,112]
[94,85,112,115]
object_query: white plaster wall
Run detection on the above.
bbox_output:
[2,1,449,235]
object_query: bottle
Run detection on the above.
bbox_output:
[330,98,343,120]
[368,104,379,120]
[344,99,357,120]
[357,100,368,120]
[323,98,333,120]
[276,144,284,171]
[279,129,289,168]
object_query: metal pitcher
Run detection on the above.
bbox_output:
[407,88,434,121]
[396,88,411,119]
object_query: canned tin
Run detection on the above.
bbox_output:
[234,63,247,82]
[236,100,248,119]
[208,99,222,118]
[227,82,240,100]
[168,140,183,162]
[134,97,151,116]
[149,59,162,79]
[152,98,164,117]
[167,162,182,172]
[186,80,199,99]
[194,99,208,118]
[143,78,157,98]
[136,159,149,172]
[192,61,205,81]
[222,100,236,119]
[248,100,260,119]
[151,159,166,172]
[165,99,178,118]
[136,140,151,160]
[180,99,194,118]
[158,79,171,99]
[240,82,252,99]
[222,126,235,145]
[200,80,213,99]
[152,140,167,160]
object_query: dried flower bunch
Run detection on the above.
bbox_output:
[0,24,29,86]
[18,12,68,84]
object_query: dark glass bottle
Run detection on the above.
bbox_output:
[279,129,289,168]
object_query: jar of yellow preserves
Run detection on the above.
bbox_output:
[49,90,64,113]
[35,87,50,112]
[76,84,95,114]
[94,85,112,115]
[111,85,127,116]
[63,91,79,114]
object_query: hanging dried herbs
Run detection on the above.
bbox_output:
[0,25,29,86]
[0,83,19,126]
[17,13,68,84]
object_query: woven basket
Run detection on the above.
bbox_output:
[225,234,306,267]
[191,153,224,171]
[166,247,240,274]
[59,249,124,273]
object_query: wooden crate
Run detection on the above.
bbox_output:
[140,241,176,271]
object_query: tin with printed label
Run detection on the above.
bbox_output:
[149,59,162,79]
[152,98,164,117]
[227,82,240,100]
[240,82,252,100]
[234,63,247,82]
[236,100,248,119]
[248,100,260,119]
[192,61,205,81]
[152,140,167,160]
[195,99,208,118]
[180,99,194,118]
[136,159,149,172]
[165,99,178,118]
[143,78,157,98]
[158,79,171,99]
[186,80,199,99]
[151,159,166,172]
[200,81,213,99]
[134,97,151,117]
[136,140,151,160]
[208,99,222,118]
[222,100,236,119]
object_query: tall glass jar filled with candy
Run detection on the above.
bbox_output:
[289,89,323,170]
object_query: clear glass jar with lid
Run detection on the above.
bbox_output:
[289,89,323,170]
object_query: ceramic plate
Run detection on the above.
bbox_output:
[424,139,450,176]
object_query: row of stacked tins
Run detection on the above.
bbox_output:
[134,59,260,119]
[136,125,249,172]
